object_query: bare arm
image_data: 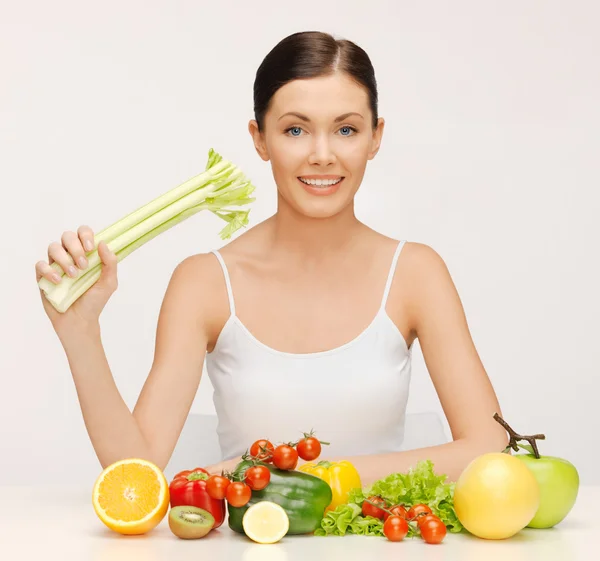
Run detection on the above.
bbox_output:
[59,255,211,471]
[132,255,211,470]
[323,243,508,484]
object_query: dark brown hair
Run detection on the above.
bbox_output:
[253,31,379,131]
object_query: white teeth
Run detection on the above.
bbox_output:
[299,177,342,186]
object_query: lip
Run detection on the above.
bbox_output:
[297,176,345,196]
[298,175,344,180]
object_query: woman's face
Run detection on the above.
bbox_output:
[249,72,385,219]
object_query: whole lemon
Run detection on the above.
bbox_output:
[454,452,540,539]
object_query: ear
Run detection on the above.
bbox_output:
[367,117,385,160]
[248,120,269,161]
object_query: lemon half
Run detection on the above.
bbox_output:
[242,501,290,544]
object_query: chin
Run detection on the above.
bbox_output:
[277,179,357,219]
[292,197,352,219]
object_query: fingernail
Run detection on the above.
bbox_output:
[52,273,62,284]
[78,256,88,269]
[68,266,78,277]
[84,240,94,251]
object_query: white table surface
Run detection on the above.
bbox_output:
[0,484,597,560]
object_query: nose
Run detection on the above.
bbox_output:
[307,134,336,166]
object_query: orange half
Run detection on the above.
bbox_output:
[92,458,170,535]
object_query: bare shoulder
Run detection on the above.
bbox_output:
[160,252,227,329]
[169,252,223,293]
[401,241,450,278]
[400,241,456,297]
[399,242,465,332]
[387,240,451,292]
[389,241,457,331]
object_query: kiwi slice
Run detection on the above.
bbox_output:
[168,506,215,539]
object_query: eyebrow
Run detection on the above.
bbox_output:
[277,111,364,123]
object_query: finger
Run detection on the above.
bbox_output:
[96,241,118,291]
[35,260,62,284]
[62,230,88,271]
[98,241,118,267]
[77,225,96,253]
[48,241,78,278]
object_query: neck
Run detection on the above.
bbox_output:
[268,196,365,262]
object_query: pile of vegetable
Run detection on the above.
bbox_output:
[168,431,335,543]
[227,460,332,538]
[183,433,461,545]
[315,459,462,543]
[91,413,580,544]
[226,432,334,534]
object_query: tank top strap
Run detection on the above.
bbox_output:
[211,250,236,315]
[380,240,407,310]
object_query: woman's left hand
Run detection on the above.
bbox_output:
[205,455,244,476]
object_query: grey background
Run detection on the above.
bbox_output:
[1,0,598,485]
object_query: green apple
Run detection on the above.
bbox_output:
[516,453,579,528]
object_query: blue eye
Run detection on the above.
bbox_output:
[339,126,356,136]
[284,125,357,137]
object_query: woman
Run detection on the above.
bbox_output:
[35,31,508,485]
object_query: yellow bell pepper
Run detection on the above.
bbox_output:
[298,460,362,513]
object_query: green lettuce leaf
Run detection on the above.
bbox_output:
[314,503,385,537]
[316,459,463,537]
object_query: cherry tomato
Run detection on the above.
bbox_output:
[272,445,298,470]
[384,504,408,521]
[206,475,230,500]
[383,515,409,542]
[225,481,252,507]
[296,437,322,461]
[407,503,432,522]
[416,513,440,527]
[250,439,275,463]
[420,516,447,544]
[244,465,271,490]
[362,496,387,520]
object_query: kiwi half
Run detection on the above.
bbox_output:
[168,506,215,539]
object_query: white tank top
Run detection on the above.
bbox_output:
[205,240,413,461]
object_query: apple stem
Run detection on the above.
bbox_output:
[493,413,546,459]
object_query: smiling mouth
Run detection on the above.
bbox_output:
[296,176,345,196]
[298,177,344,187]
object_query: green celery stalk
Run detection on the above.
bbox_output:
[38,149,256,313]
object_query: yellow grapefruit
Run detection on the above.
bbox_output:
[454,452,540,539]
[92,458,170,535]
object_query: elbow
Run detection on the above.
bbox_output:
[97,448,168,473]
[445,428,510,482]
[98,456,169,474]
[469,427,510,457]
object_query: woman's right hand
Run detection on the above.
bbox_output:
[36,225,119,333]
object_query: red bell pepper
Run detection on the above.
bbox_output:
[169,467,225,529]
